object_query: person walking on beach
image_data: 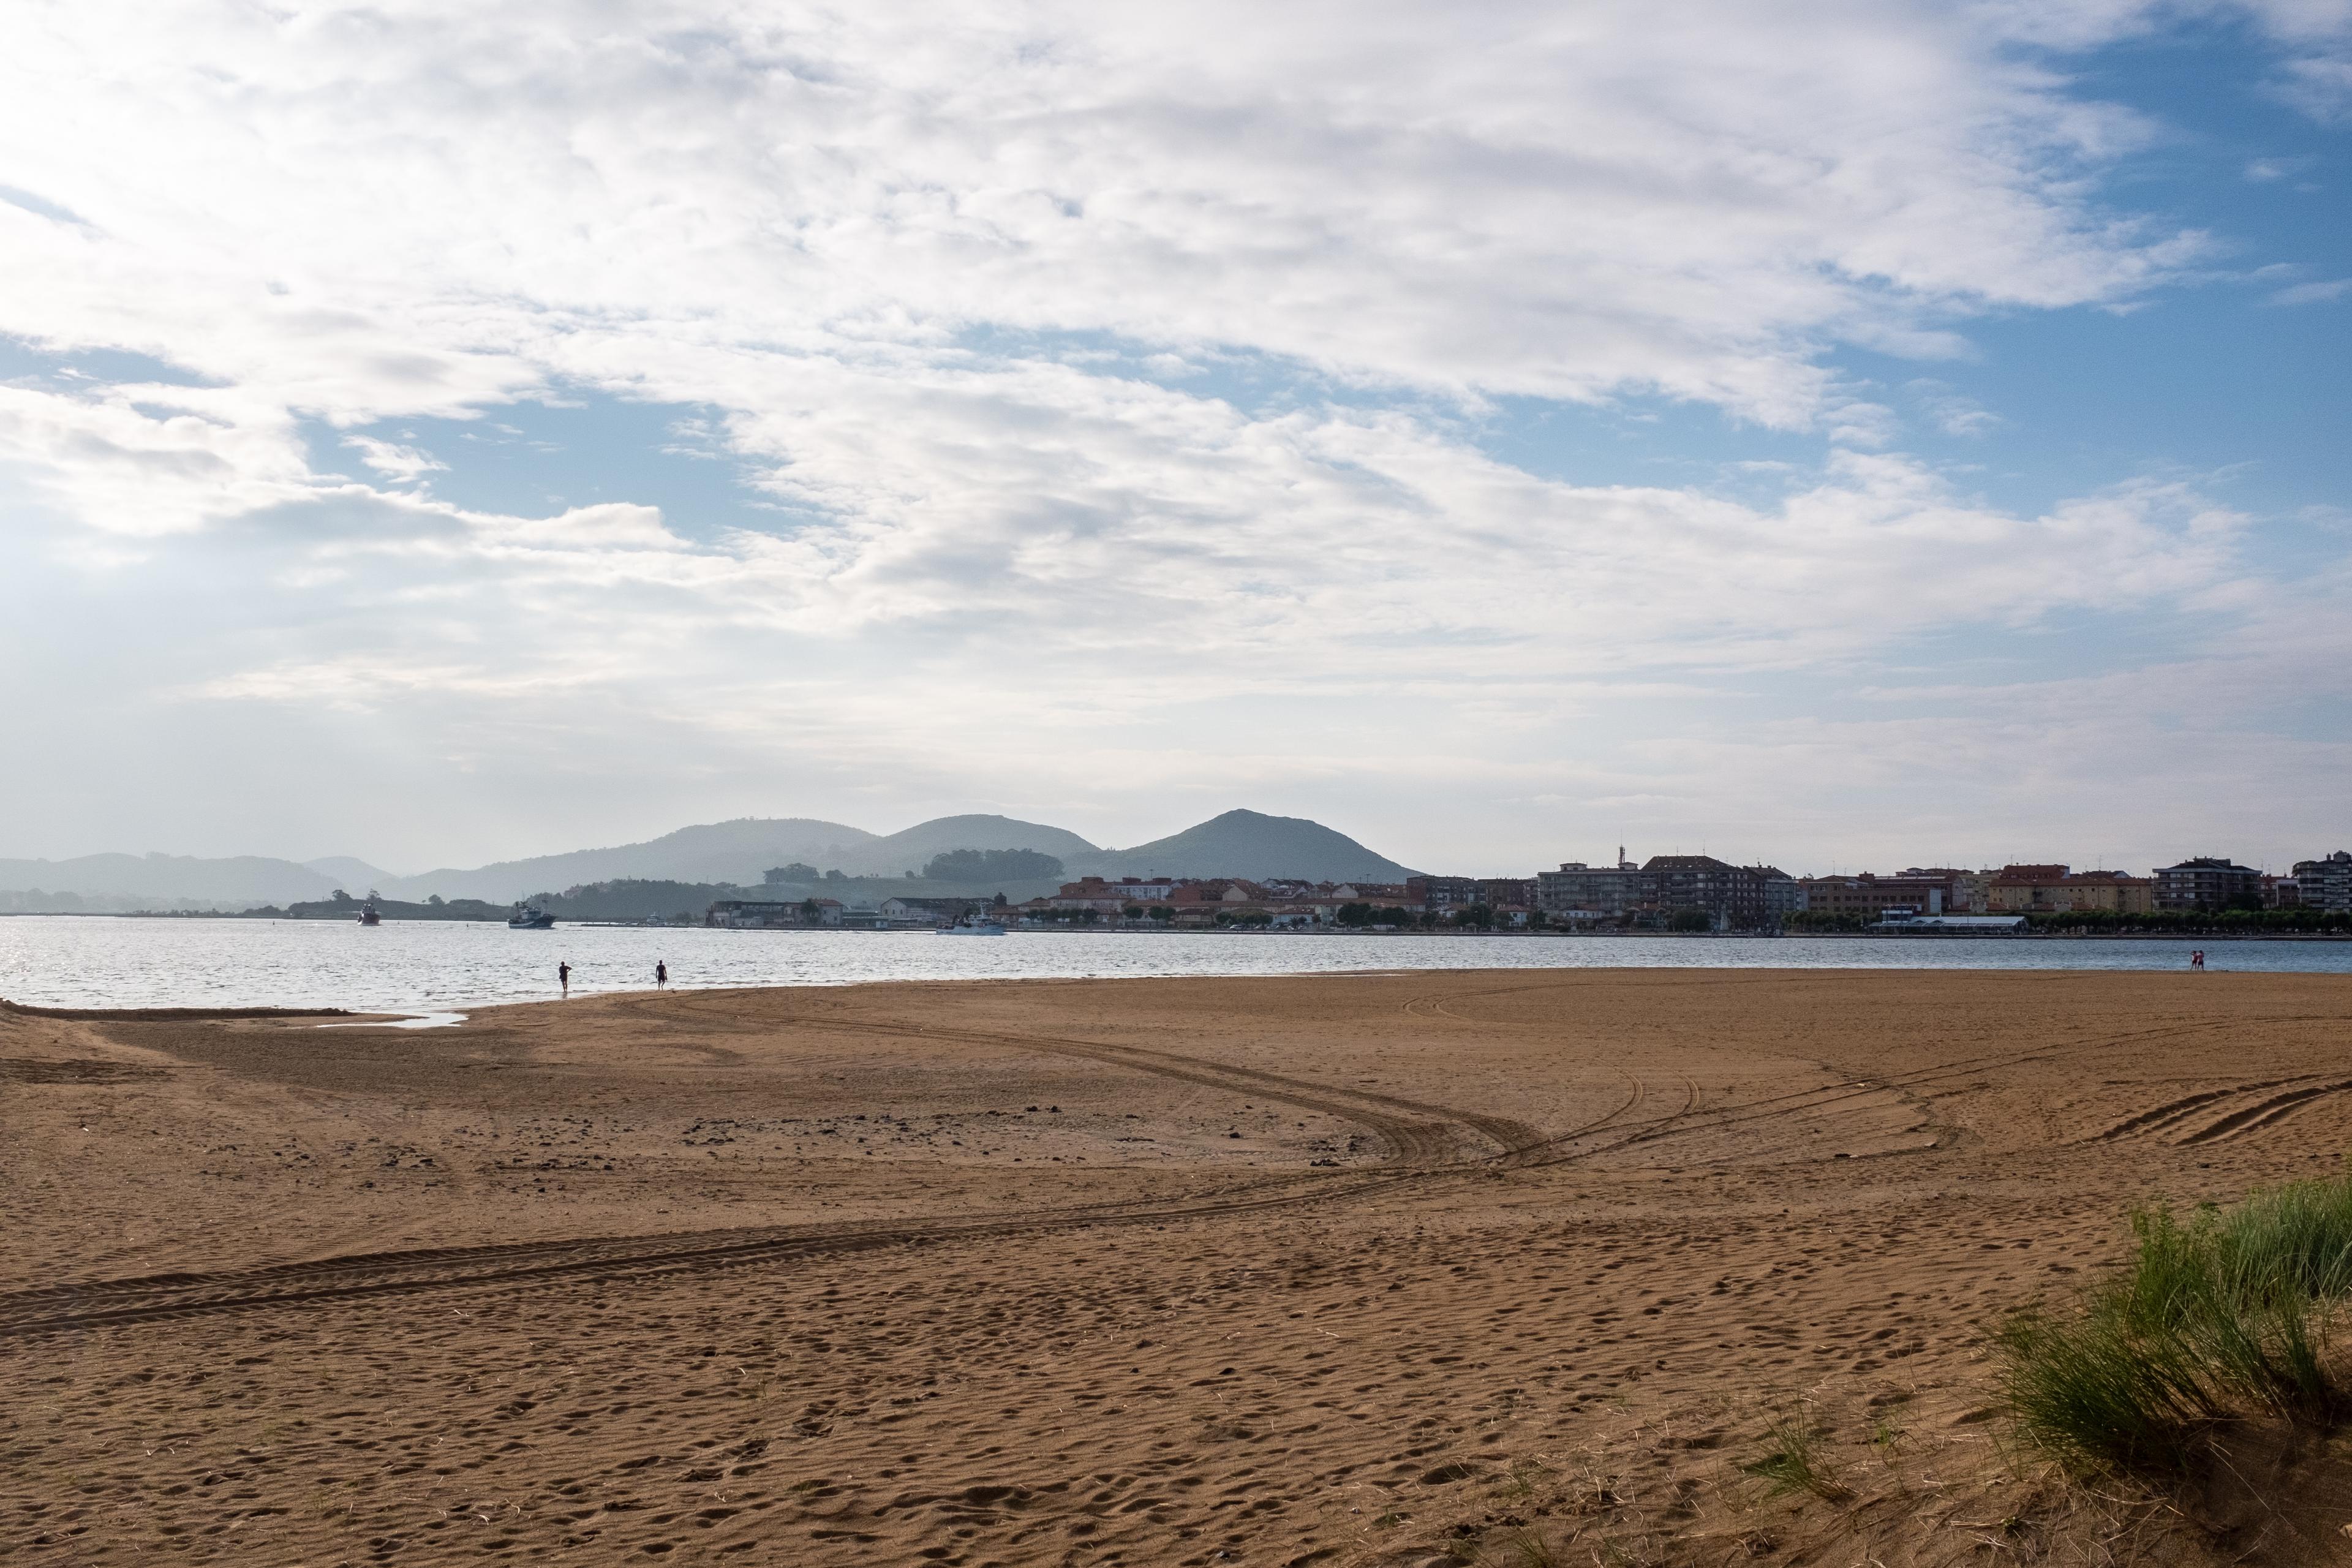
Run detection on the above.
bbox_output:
[559,960,571,997]
[2191,949,2206,971]
[655,960,668,990]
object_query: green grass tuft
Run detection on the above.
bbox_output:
[1738,1419,1847,1501]
[1999,1171,2352,1474]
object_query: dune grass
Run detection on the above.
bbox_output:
[1738,1419,1848,1501]
[2000,1172,2352,1474]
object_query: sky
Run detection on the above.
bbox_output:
[1,0,2346,878]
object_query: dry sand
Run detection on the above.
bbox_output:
[6,968,2352,1566]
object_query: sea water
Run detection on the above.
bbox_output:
[1,916,2346,1016]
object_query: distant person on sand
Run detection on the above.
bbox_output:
[655,960,668,990]
[2191,949,2206,971]
[559,960,571,997]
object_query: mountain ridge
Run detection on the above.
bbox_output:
[0,809,1416,907]
[379,817,878,902]
[1071,809,1415,883]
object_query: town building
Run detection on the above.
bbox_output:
[1047,878,1139,914]
[1048,876,1178,911]
[2293,851,2352,911]
[1535,850,1645,917]
[879,895,987,924]
[1534,851,1768,929]
[1800,872,1959,920]
[704,897,843,929]
[1644,856,1767,930]
[1752,866,1803,921]
[1901,869,1987,913]
[1985,866,2154,914]
[2153,858,2264,913]
[1406,876,1481,912]
[1945,869,1997,914]
[1167,880,1273,910]
[1479,878,1537,910]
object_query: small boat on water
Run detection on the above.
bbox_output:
[357,897,382,927]
[936,911,1006,936]
[508,902,556,930]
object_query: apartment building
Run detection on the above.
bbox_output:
[1644,856,1767,930]
[1479,878,1537,909]
[1534,853,1767,929]
[1535,856,1646,916]
[1753,866,1803,920]
[1986,866,2155,914]
[2293,851,2352,911]
[2153,858,2264,912]
[1800,872,1959,919]
[1406,876,1481,911]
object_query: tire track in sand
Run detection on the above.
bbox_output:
[2089,1076,2324,1142]
[4,1008,2247,1338]
[2176,1080,2352,1145]
[0,1016,1544,1339]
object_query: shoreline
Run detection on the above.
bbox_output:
[3,908,2345,940]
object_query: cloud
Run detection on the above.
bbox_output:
[1903,379,2005,437]
[169,410,2246,709]
[2275,53,2352,118]
[0,0,2205,450]
[0,381,316,537]
[0,0,2341,871]
[2266,277,2352,304]
[341,434,447,481]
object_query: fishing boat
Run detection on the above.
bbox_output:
[357,897,382,927]
[508,902,556,930]
[936,910,1006,936]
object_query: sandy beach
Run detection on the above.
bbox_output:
[8,969,2352,1566]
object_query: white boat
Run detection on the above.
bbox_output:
[937,912,1006,936]
[508,902,556,930]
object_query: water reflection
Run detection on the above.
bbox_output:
[0,916,2345,1014]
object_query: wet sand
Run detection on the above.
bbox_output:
[6,970,2352,1566]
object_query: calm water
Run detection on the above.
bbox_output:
[1,916,2346,1016]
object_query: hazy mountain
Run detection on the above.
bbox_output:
[828,815,1101,877]
[0,851,340,907]
[303,856,399,892]
[2,809,1414,911]
[1068,809,1416,882]
[384,817,876,902]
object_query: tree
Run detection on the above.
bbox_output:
[823,869,847,883]
[921,848,1066,882]
[1148,905,1174,922]
[1335,902,1375,928]
[1668,908,1713,933]
[1453,903,1495,930]
[427,894,445,907]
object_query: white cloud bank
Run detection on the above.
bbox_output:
[0,0,2343,869]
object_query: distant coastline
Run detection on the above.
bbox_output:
[3,910,2343,941]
